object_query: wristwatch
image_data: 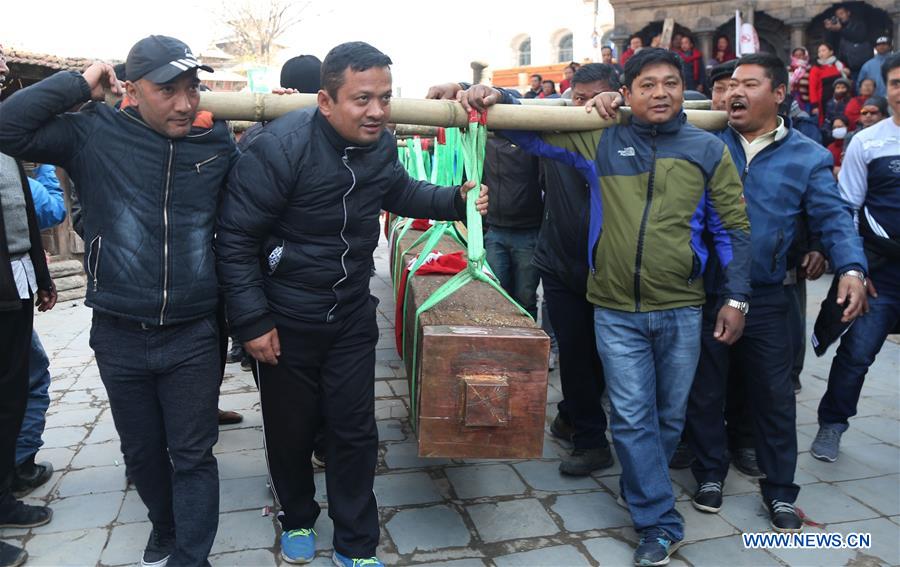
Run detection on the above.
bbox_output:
[840,269,867,287]
[725,298,750,316]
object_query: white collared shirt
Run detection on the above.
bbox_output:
[737,116,788,164]
[10,253,37,299]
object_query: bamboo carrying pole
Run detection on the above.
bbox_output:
[198,92,727,132]
[519,98,712,110]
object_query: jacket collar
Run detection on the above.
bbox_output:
[629,111,686,137]
[314,109,380,154]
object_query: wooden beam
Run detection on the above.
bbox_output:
[392,225,549,459]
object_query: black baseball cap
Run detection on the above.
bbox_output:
[125,35,212,83]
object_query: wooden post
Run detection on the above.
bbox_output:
[660,18,676,51]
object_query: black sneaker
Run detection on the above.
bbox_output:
[634,526,681,566]
[141,527,176,567]
[226,342,245,364]
[766,499,802,533]
[791,375,802,393]
[549,413,575,443]
[0,501,52,529]
[692,481,723,513]
[669,441,694,469]
[13,457,54,497]
[240,355,253,372]
[732,447,763,477]
[311,450,326,468]
[0,541,27,567]
[559,446,614,476]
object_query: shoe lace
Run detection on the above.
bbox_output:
[771,500,796,515]
[639,527,671,547]
[351,558,381,566]
[815,427,842,443]
[286,528,316,538]
[698,481,722,494]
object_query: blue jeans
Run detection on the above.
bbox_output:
[485,227,540,318]
[819,270,900,426]
[594,305,702,541]
[15,331,51,465]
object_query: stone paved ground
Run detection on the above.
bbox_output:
[4,238,899,567]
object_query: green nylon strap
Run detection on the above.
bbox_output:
[405,115,533,430]
[460,114,487,271]
[398,221,461,364]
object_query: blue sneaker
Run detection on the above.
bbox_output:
[331,551,384,567]
[280,528,316,564]
[633,527,681,566]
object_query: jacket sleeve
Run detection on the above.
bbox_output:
[496,88,601,175]
[836,133,867,229]
[809,67,823,106]
[28,170,67,231]
[706,145,752,301]
[841,19,869,44]
[856,61,873,90]
[382,157,466,220]
[215,130,296,342]
[0,71,93,166]
[808,147,868,273]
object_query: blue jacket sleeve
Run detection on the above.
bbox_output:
[806,150,868,274]
[28,165,67,230]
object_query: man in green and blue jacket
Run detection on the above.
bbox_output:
[461,48,752,565]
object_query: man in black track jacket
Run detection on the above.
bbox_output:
[216,42,487,566]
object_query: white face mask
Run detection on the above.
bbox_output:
[832,127,848,139]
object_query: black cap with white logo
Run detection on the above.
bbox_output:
[125,35,213,84]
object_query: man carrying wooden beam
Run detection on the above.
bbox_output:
[215,41,487,567]
[459,47,752,566]
[0,36,235,567]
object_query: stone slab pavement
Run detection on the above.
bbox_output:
[4,238,898,566]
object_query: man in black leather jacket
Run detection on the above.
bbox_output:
[216,42,486,566]
[0,35,236,567]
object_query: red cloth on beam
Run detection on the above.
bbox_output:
[394,251,467,355]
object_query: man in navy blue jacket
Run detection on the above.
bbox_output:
[0,35,236,566]
[685,53,868,532]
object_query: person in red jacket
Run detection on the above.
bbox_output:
[827,115,849,175]
[843,78,875,130]
[809,42,849,125]
[713,35,736,64]
[620,35,642,68]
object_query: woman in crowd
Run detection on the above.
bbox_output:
[559,63,578,93]
[539,79,559,99]
[790,47,813,113]
[713,36,736,64]
[676,34,706,92]
[809,42,849,125]
[827,115,850,176]
[844,78,876,130]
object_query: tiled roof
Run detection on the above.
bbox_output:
[5,48,120,72]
